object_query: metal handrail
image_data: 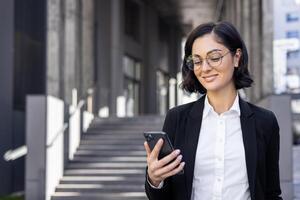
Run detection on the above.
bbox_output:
[3,87,94,162]
[4,145,28,162]
[46,99,85,148]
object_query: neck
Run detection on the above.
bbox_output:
[206,87,238,114]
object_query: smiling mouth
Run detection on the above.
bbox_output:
[202,74,218,82]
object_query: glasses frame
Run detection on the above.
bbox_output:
[185,50,232,71]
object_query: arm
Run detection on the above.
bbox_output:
[144,108,179,200]
[265,114,283,200]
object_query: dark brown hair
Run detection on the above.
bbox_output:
[180,21,253,94]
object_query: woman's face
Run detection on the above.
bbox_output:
[191,33,241,94]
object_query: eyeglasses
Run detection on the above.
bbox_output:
[185,50,231,71]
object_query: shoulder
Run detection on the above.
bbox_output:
[167,100,198,116]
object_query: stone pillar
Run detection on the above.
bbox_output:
[250,0,263,102]
[64,0,80,104]
[25,96,64,200]
[258,95,294,200]
[143,6,159,114]
[47,0,62,98]
[81,0,95,97]
[0,0,14,195]
[95,0,111,117]
[240,0,252,98]
[261,0,274,96]
[110,0,123,116]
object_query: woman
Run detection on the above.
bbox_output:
[144,21,282,200]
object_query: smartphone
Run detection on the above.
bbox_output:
[144,131,184,175]
[144,131,174,159]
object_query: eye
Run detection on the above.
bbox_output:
[193,59,203,66]
[208,53,222,62]
[209,57,221,62]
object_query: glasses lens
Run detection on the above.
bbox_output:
[186,56,194,70]
[207,53,222,67]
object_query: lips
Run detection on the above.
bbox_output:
[202,74,218,82]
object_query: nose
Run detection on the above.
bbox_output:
[201,59,212,71]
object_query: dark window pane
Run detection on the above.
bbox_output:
[124,0,140,41]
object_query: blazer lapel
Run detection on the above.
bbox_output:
[239,98,257,200]
[184,95,205,200]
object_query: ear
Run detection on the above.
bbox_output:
[234,48,242,68]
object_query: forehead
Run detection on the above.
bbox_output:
[191,33,226,56]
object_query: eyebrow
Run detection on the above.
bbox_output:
[193,49,222,57]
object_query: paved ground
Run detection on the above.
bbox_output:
[294,145,300,200]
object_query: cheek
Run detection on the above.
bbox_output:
[193,70,202,81]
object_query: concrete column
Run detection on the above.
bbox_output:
[25,96,64,200]
[0,0,14,195]
[143,6,159,114]
[81,0,95,96]
[258,95,293,200]
[250,0,263,102]
[25,97,46,200]
[47,0,62,98]
[110,0,123,116]
[261,0,274,96]
[95,0,111,117]
[64,0,79,104]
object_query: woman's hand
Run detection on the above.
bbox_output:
[144,139,185,187]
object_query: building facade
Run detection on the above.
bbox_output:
[0,0,182,196]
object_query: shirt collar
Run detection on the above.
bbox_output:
[203,93,241,119]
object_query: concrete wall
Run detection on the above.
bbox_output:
[47,0,95,103]
[26,96,64,200]
[94,0,182,116]
[258,95,293,200]
[221,0,274,102]
[0,0,14,195]
[95,0,112,116]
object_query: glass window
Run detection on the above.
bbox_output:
[124,0,140,41]
[156,70,169,115]
[122,55,141,116]
[287,50,300,59]
[286,30,299,38]
[286,12,299,22]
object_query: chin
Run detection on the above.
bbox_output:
[200,82,222,92]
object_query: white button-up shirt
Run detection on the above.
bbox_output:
[191,94,251,200]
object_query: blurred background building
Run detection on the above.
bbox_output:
[0,0,298,199]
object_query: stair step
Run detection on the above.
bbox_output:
[52,116,165,200]
[64,169,145,176]
[71,156,146,162]
[60,176,144,184]
[51,191,147,200]
[82,134,145,140]
[77,145,145,151]
[67,162,146,169]
[74,150,146,156]
[55,183,144,192]
[80,139,144,145]
[84,129,160,134]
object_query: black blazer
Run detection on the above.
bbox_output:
[145,95,282,200]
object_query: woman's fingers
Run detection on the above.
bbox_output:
[148,139,164,161]
[145,138,184,183]
[161,161,185,179]
[155,155,183,176]
[156,149,181,168]
[144,141,151,157]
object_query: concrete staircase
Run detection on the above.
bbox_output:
[51,115,164,200]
